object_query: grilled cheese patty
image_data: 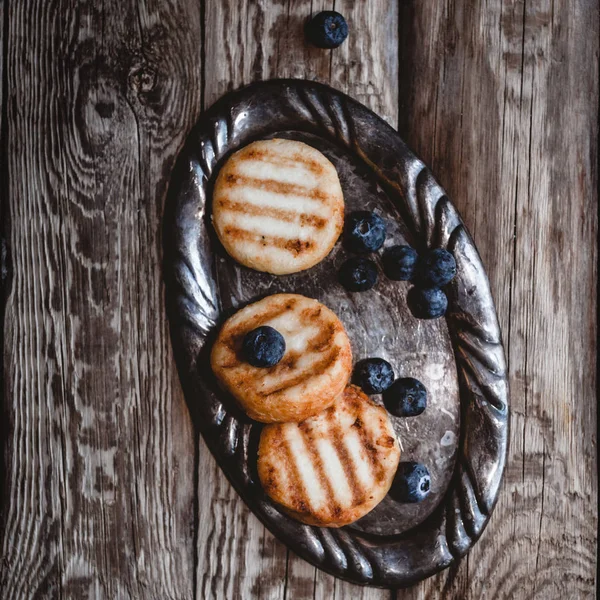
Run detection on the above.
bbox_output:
[211,294,353,423]
[212,139,344,275]
[258,385,401,527]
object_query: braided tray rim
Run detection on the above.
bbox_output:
[164,80,509,588]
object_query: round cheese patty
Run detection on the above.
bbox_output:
[258,385,401,527]
[210,294,353,423]
[212,139,344,275]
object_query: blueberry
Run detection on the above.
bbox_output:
[414,248,457,287]
[242,326,286,368]
[354,358,395,394]
[391,462,432,503]
[344,211,386,253]
[407,287,448,319]
[338,257,378,292]
[382,245,418,280]
[305,11,349,49]
[383,377,427,417]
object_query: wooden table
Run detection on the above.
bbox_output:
[1,1,597,598]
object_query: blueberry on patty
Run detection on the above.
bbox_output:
[354,358,395,394]
[305,11,349,49]
[338,257,378,292]
[382,245,418,280]
[242,326,286,368]
[407,286,448,319]
[383,377,427,417]
[391,462,432,503]
[414,248,457,287]
[344,211,386,253]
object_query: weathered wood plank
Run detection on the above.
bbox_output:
[0,1,201,597]
[202,1,397,598]
[330,0,398,126]
[396,1,598,598]
[0,2,9,595]
[0,0,596,598]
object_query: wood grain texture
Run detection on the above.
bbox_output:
[0,0,597,598]
[396,1,598,598]
[0,1,201,598]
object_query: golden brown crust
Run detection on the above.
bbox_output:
[212,139,344,275]
[210,294,353,423]
[257,385,401,527]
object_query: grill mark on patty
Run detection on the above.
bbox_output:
[329,418,365,506]
[221,172,331,202]
[221,301,300,352]
[221,226,315,256]
[262,465,277,491]
[240,148,326,175]
[378,434,397,448]
[300,305,324,323]
[259,347,341,395]
[351,408,388,482]
[217,197,327,229]
[277,350,300,370]
[220,301,342,386]
[306,322,337,353]
[279,429,312,514]
[297,426,339,522]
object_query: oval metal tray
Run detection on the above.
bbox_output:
[164,80,509,588]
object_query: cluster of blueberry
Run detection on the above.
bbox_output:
[337,211,450,502]
[354,358,431,503]
[338,211,385,291]
[338,211,457,320]
[404,249,457,319]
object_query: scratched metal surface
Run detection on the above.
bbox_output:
[165,80,509,587]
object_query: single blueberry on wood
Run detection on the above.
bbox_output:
[344,211,386,253]
[242,326,286,368]
[354,358,395,394]
[414,248,457,287]
[391,462,432,503]
[338,257,378,292]
[305,11,349,49]
[407,287,448,319]
[383,377,427,417]
[382,245,418,280]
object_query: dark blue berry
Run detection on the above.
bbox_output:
[338,257,378,292]
[242,326,286,368]
[391,462,432,503]
[305,11,349,49]
[354,358,395,394]
[382,245,418,280]
[407,286,448,319]
[414,248,457,287]
[383,377,427,417]
[344,211,386,253]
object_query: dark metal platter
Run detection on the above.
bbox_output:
[164,80,509,588]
